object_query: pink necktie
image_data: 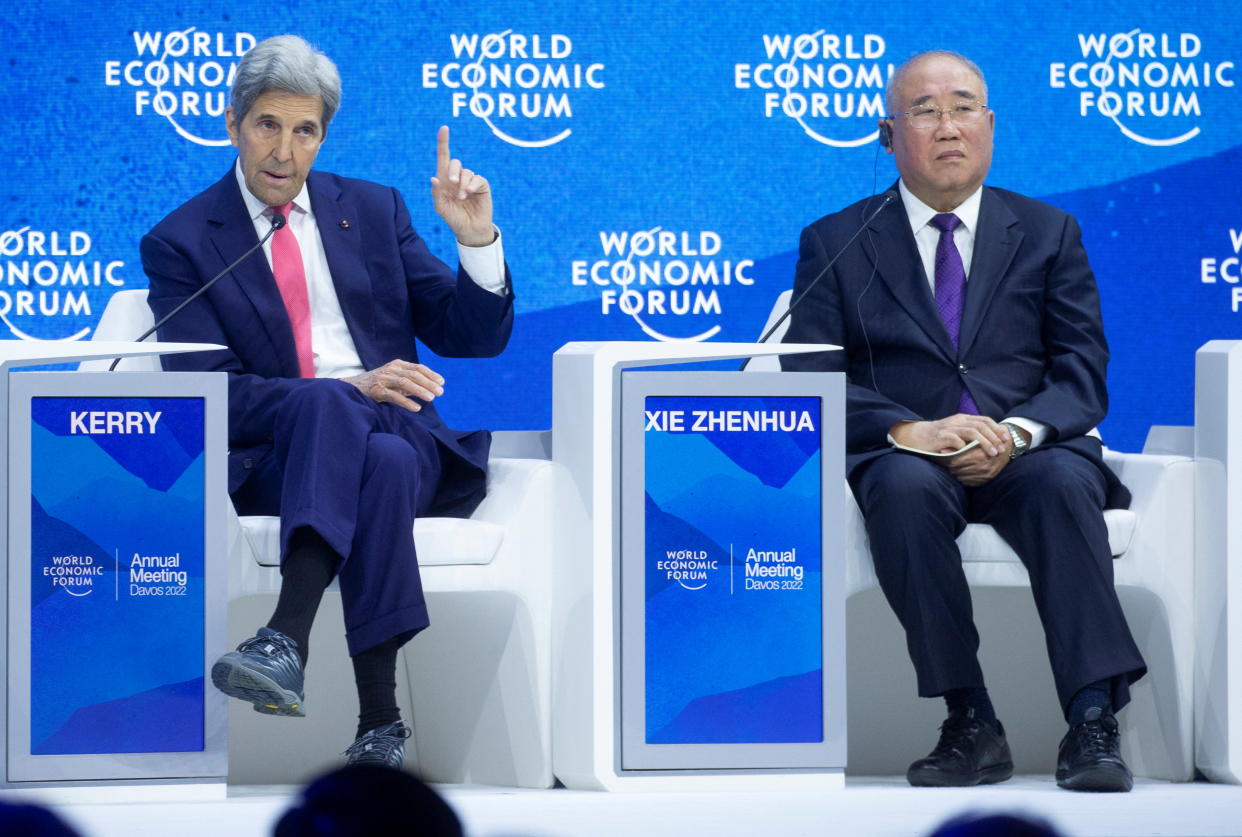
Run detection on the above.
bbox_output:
[269,203,315,378]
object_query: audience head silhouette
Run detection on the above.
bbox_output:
[274,764,464,837]
[929,812,1064,837]
[0,799,84,837]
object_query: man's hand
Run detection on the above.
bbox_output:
[342,360,445,413]
[430,125,494,247]
[890,414,1009,457]
[945,437,1013,486]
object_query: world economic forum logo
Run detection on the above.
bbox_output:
[655,550,721,591]
[734,31,891,147]
[570,227,757,341]
[41,554,103,597]
[104,27,256,146]
[1199,226,1242,312]
[421,30,605,148]
[1049,29,1235,146]
[0,225,124,341]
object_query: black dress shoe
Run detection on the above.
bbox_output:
[1056,706,1133,792]
[907,709,1014,787]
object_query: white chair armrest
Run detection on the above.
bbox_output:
[79,289,162,371]
[1101,450,1195,588]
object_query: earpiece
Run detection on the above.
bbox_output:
[878,119,892,151]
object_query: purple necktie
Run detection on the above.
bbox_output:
[930,213,978,414]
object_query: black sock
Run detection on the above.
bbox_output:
[944,687,997,725]
[266,528,337,666]
[1068,679,1112,724]
[353,637,402,739]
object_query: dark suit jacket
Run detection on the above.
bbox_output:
[781,184,1129,509]
[141,167,514,515]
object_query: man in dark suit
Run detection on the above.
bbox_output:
[781,50,1144,791]
[141,35,513,767]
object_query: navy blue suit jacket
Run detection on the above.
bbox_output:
[141,167,514,515]
[781,185,1129,509]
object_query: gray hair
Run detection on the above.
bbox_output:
[231,35,341,127]
[885,50,988,114]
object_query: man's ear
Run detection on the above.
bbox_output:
[878,118,893,153]
[225,106,239,148]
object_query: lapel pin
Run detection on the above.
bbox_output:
[339,219,350,230]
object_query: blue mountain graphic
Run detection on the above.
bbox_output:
[31,398,202,492]
[689,398,819,488]
[34,677,204,755]
[653,440,821,564]
[650,670,823,744]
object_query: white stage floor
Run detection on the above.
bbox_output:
[32,776,1242,837]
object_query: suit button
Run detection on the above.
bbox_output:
[958,364,969,374]
[243,458,254,470]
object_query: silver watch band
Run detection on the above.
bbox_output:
[1003,422,1027,460]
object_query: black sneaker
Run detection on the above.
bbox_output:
[907,709,1014,787]
[211,627,306,717]
[344,721,412,769]
[1056,706,1133,792]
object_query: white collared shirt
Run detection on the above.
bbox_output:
[899,180,982,291]
[233,161,507,379]
[895,179,1047,449]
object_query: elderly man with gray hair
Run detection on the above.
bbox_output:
[782,50,1144,791]
[141,34,514,767]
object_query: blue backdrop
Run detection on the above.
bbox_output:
[3,2,1239,450]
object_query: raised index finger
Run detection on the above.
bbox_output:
[436,125,451,176]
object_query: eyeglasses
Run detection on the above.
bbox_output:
[889,101,991,131]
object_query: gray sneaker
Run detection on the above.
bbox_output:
[211,627,306,717]
[344,721,412,768]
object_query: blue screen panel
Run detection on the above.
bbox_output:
[29,396,205,755]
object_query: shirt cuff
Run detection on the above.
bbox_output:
[1003,416,1049,449]
[457,226,507,296]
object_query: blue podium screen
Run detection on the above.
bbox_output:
[29,396,206,756]
[643,394,823,744]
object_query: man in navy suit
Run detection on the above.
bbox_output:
[782,51,1144,791]
[142,35,513,767]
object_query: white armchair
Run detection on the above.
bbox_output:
[82,289,580,788]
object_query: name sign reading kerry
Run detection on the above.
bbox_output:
[643,395,823,746]
[29,396,206,755]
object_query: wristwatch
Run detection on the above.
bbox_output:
[1001,422,1028,460]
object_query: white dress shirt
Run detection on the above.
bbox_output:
[234,162,507,380]
[896,180,1048,449]
[900,180,981,292]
